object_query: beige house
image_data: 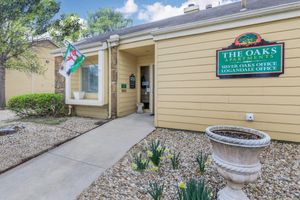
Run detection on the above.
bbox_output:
[52,0,300,142]
[6,40,58,101]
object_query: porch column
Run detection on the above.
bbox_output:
[108,35,120,118]
[55,56,65,95]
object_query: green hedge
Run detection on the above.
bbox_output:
[7,93,65,117]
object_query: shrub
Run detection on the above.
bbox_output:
[177,179,212,200]
[7,93,65,117]
[147,181,164,200]
[131,153,149,172]
[147,139,167,166]
[196,151,209,174]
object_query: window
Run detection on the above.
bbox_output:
[81,65,98,93]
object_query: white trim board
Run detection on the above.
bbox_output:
[152,3,300,41]
[52,1,300,56]
[65,49,105,107]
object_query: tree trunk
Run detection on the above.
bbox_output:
[0,64,6,109]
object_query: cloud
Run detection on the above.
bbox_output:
[138,2,182,22]
[116,0,138,16]
[138,0,239,22]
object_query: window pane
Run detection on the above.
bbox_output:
[81,65,98,93]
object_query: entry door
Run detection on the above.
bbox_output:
[141,66,150,110]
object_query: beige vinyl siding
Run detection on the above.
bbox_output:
[137,54,154,66]
[74,105,108,119]
[5,41,56,101]
[155,17,300,142]
[118,51,138,116]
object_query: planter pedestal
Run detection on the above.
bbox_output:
[205,125,270,200]
[218,182,248,200]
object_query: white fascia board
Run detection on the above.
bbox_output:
[66,99,104,106]
[119,29,156,44]
[153,2,300,41]
[53,1,300,55]
[51,41,103,57]
[98,49,105,106]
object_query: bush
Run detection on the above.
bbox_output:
[7,93,65,117]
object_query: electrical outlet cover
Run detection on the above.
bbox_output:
[246,113,254,121]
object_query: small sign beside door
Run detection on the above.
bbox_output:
[129,74,136,89]
[121,83,127,92]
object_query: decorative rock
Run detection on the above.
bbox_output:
[79,128,299,200]
[0,117,102,173]
[0,125,25,136]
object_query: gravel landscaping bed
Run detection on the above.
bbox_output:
[78,128,300,200]
[0,110,18,126]
[0,116,104,173]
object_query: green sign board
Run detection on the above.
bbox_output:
[217,43,284,78]
[121,83,127,89]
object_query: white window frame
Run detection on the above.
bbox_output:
[65,49,105,106]
[80,64,99,93]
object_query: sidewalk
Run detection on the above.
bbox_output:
[0,110,18,126]
[0,114,154,200]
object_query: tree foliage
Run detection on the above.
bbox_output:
[0,0,60,70]
[49,13,88,46]
[87,8,133,36]
[0,0,60,107]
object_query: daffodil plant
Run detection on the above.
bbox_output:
[170,151,181,170]
[131,153,149,172]
[147,139,167,166]
[196,151,209,174]
[177,179,213,200]
[147,181,164,200]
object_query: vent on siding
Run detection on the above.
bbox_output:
[184,4,200,14]
[241,0,247,11]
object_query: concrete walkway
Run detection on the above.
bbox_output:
[0,114,154,200]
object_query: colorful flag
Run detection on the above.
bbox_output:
[59,43,85,78]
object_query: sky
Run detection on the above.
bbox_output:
[58,0,239,25]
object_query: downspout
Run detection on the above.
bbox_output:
[31,74,34,94]
[107,40,112,119]
[68,105,73,116]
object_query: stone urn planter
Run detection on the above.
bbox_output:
[205,125,271,200]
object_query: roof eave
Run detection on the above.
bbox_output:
[152,1,300,40]
[51,41,103,56]
[51,1,300,56]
